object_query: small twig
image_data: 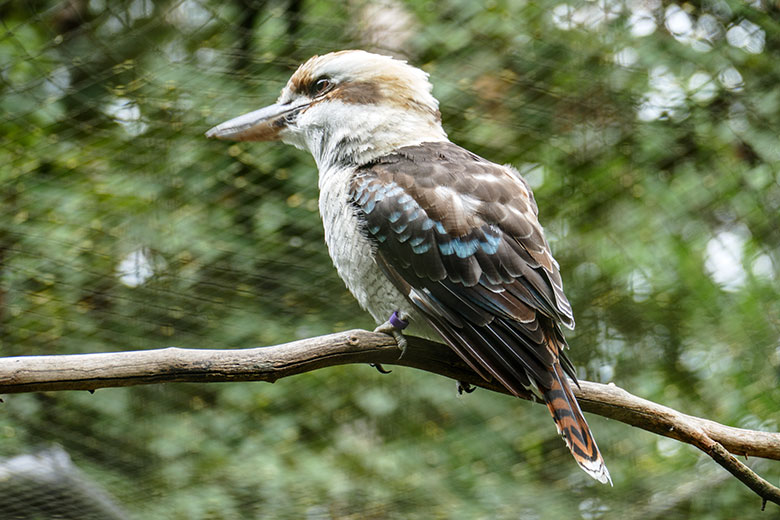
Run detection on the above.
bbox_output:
[1,329,779,507]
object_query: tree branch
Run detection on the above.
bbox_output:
[2,329,779,508]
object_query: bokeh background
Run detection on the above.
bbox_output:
[2,0,779,518]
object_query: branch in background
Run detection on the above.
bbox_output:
[1,329,779,508]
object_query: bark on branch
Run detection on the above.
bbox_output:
[1,330,779,508]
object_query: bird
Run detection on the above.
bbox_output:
[206,50,611,484]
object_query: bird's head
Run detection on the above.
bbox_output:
[206,50,448,169]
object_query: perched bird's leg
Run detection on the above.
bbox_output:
[457,381,476,395]
[374,310,410,357]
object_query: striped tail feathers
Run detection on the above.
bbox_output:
[542,362,612,485]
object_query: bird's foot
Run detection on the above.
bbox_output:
[370,363,392,374]
[457,381,476,395]
[374,310,410,358]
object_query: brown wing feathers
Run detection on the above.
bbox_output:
[351,142,610,484]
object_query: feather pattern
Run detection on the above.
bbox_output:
[350,141,610,484]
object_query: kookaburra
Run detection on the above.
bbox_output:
[206,50,610,484]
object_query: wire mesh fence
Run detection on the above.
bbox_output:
[2,0,779,518]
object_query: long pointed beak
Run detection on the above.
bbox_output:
[205,101,306,141]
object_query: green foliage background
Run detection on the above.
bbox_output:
[1,0,779,518]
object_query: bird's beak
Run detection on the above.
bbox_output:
[205,100,306,141]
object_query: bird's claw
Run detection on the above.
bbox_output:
[370,363,392,374]
[457,381,476,395]
[374,310,409,358]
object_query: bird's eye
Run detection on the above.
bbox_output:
[314,78,332,96]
